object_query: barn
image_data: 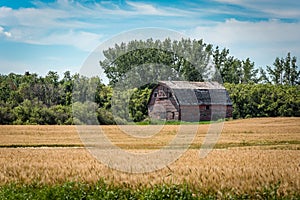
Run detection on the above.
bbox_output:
[147,81,233,121]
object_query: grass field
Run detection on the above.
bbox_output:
[0,117,299,199]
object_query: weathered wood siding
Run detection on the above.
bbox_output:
[148,85,179,120]
[148,82,233,121]
[180,105,200,121]
[181,105,232,121]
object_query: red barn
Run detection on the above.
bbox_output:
[147,81,233,121]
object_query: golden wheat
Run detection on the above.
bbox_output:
[0,148,299,194]
[0,117,299,194]
[0,125,81,146]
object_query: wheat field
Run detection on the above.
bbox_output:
[0,117,299,194]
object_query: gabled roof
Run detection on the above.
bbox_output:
[158,81,225,89]
[158,81,232,106]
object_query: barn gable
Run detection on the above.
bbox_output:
[147,81,233,121]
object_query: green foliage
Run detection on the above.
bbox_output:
[0,101,15,124]
[72,101,99,125]
[242,58,258,83]
[100,38,212,85]
[97,108,116,125]
[13,99,42,125]
[267,52,300,85]
[0,181,195,200]
[225,83,300,119]
[212,46,258,84]
[0,40,299,125]
[50,105,73,125]
[129,88,152,122]
[0,70,117,125]
[0,181,299,200]
[0,69,299,125]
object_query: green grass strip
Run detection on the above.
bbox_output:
[0,180,299,200]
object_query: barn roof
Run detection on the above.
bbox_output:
[158,81,225,90]
[158,81,232,106]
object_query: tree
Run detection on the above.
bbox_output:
[0,101,15,124]
[97,108,115,125]
[257,67,269,83]
[290,55,299,85]
[12,98,45,125]
[129,87,152,122]
[241,58,258,83]
[267,52,299,85]
[212,47,257,84]
[50,105,73,125]
[60,71,73,106]
[100,38,213,85]
[283,52,291,85]
[44,71,60,106]
[224,83,300,118]
[212,46,230,82]
[267,57,282,84]
[72,101,98,125]
[95,84,112,109]
[221,56,242,84]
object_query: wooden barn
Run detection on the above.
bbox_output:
[147,81,233,121]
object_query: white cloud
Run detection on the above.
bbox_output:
[213,0,300,19]
[126,1,186,16]
[0,4,105,51]
[1,0,299,77]
[188,19,300,67]
[0,0,190,51]
[191,19,300,45]
[126,1,164,15]
[0,26,12,37]
[37,31,103,52]
[3,26,102,51]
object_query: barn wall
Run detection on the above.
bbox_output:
[199,105,211,121]
[148,85,179,120]
[148,84,233,122]
[226,105,233,118]
[180,105,200,121]
[180,105,233,121]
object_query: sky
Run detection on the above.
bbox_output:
[0,0,300,78]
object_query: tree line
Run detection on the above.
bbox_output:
[0,71,112,125]
[0,38,299,124]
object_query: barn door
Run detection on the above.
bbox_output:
[167,111,175,120]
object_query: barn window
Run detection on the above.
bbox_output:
[206,105,210,110]
[154,92,157,97]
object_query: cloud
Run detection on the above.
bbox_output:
[0,0,191,51]
[127,1,162,15]
[188,19,300,66]
[34,31,103,52]
[213,0,300,19]
[1,1,299,58]
[0,4,102,51]
[1,0,299,77]
[191,19,300,45]
[0,26,12,37]
[125,1,188,16]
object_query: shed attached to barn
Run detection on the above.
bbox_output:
[147,81,233,121]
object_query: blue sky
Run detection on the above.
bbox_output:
[0,0,300,77]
